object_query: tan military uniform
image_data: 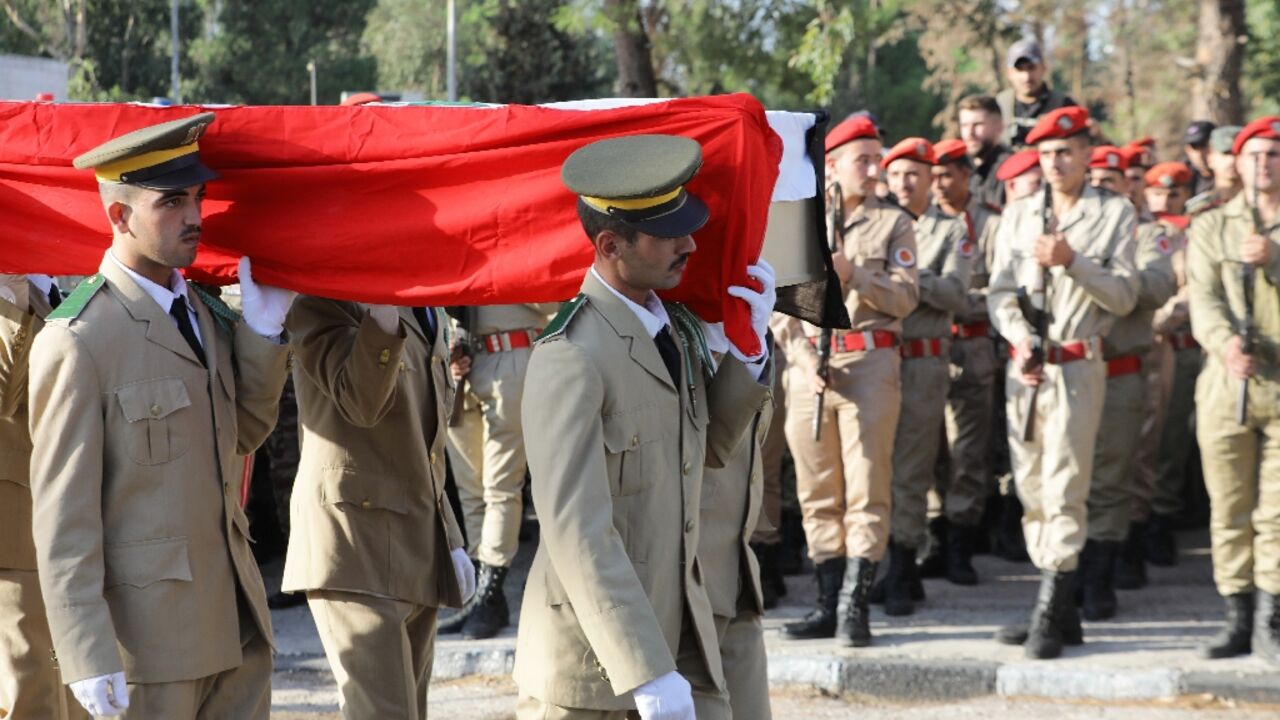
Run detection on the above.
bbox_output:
[28,255,290,715]
[752,317,790,547]
[0,281,83,720]
[282,299,465,719]
[782,196,919,563]
[446,303,557,565]
[988,186,1139,571]
[513,272,767,718]
[890,207,973,548]
[1187,193,1280,596]
[1088,222,1176,541]
[940,200,1001,528]
[700,370,773,720]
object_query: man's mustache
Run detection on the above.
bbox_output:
[181,226,202,240]
[670,254,690,271]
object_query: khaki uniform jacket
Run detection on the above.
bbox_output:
[904,206,973,339]
[282,300,465,608]
[1188,193,1280,388]
[513,272,769,710]
[1102,222,1176,358]
[988,186,1140,347]
[28,255,290,685]
[1152,221,1192,336]
[0,283,52,571]
[953,198,1002,324]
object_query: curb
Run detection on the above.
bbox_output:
[273,643,1280,706]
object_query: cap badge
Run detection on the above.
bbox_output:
[1271,120,1280,136]
[916,142,927,158]
[1160,175,1174,188]
[1107,153,1119,168]
[1057,115,1074,131]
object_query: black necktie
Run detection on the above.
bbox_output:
[654,326,682,387]
[170,296,206,366]
[46,285,61,310]
[412,306,437,344]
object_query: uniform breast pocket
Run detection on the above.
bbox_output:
[602,407,665,497]
[115,377,193,466]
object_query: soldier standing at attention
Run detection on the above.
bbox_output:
[779,115,919,647]
[512,134,773,720]
[27,113,295,718]
[441,301,557,639]
[877,138,972,615]
[988,107,1139,659]
[1187,117,1280,665]
[1187,126,1244,216]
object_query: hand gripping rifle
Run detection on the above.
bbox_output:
[814,181,843,441]
[1015,184,1054,442]
[1239,161,1262,425]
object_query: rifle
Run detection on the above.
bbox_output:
[446,307,474,427]
[1017,184,1054,442]
[814,181,843,441]
[1239,160,1262,425]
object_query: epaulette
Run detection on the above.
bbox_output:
[1185,192,1217,217]
[664,301,715,380]
[46,273,106,322]
[190,282,240,337]
[536,294,587,343]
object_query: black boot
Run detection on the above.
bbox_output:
[1024,570,1074,659]
[782,558,845,640]
[884,541,918,617]
[1254,591,1280,665]
[461,563,510,640]
[1115,522,1148,590]
[1080,540,1119,621]
[996,571,1082,647]
[946,523,979,586]
[268,590,306,609]
[1199,593,1254,659]
[918,518,948,579]
[994,493,1030,562]
[778,511,806,576]
[751,543,786,609]
[1145,513,1178,566]
[836,558,876,647]
[437,557,481,634]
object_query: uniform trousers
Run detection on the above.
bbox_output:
[941,336,997,527]
[889,354,950,548]
[0,569,81,720]
[1088,371,1146,542]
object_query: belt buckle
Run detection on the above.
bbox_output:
[861,330,876,351]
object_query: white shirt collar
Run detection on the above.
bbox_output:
[108,250,190,315]
[591,266,671,339]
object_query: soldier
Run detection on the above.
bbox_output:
[1122,163,1197,588]
[441,302,557,639]
[871,137,972,615]
[997,149,1044,203]
[0,274,84,720]
[1187,125,1244,216]
[931,139,1002,584]
[264,376,303,609]
[1184,121,1217,197]
[1121,143,1156,218]
[282,295,475,719]
[988,106,1139,659]
[780,116,918,646]
[958,95,1012,209]
[997,39,1077,150]
[750,317,794,608]
[1187,116,1280,665]
[1077,163,1177,620]
[1087,145,1130,196]
[512,134,773,720]
[28,113,294,717]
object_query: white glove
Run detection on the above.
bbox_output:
[70,672,129,716]
[238,256,297,338]
[451,547,477,603]
[725,259,776,366]
[633,670,695,720]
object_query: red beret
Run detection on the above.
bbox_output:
[881,137,936,169]
[825,115,880,154]
[996,149,1041,182]
[1145,162,1192,188]
[1129,135,1156,149]
[934,138,968,164]
[1119,144,1152,169]
[1232,116,1280,155]
[1088,145,1128,171]
[1025,106,1089,145]
[341,92,381,107]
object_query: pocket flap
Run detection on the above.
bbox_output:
[320,466,409,514]
[602,405,666,454]
[104,537,192,589]
[116,377,192,422]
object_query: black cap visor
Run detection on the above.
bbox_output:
[119,153,220,190]
[604,189,710,238]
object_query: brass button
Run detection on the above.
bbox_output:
[685,520,694,533]
[361,499,372,509]
[379,348,391,363]
[430,451,439,465]
[432,356,442,365]
[399,361,407,372]
[681,461,691,475]
[150,404,162,417]
[629,435,640,448]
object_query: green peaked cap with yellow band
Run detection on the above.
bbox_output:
[73,111,219,190]
[561,134,710,238]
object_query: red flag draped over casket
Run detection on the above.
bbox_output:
[0,94,782,354]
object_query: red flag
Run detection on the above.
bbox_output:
[0,94,781,354]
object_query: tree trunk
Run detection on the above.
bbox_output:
[605,0,657,97]
[1191,0,1245,124]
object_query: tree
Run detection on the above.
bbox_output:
[1191,0,1246,124]
[603,0,658,96]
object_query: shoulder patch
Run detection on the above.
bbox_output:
[536,294,588,343]
[1154,234,1173,255]
[893,246,917,268]
[45,273,106,322]
[190,282,240,337]
[958,238,976,258]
